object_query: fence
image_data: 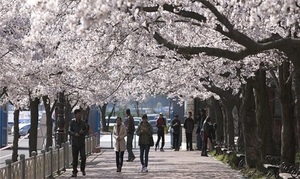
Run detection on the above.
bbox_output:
[0,134,97,179]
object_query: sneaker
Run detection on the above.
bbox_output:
[160,148,164,152]
[141,166,145,172]
[143,167,148,172]
[82,171,86,176]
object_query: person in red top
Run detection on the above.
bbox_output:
[155,113,166,152]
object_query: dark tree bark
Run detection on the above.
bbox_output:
[241,79,261,168]
[207,97,224,143]
[29,97,39,156]
[56,92,65,147]
[252,68,275,158]
[294,69,300,150]
[42,95,54,151]
[12,109,20,162]
[99,104,108,132]
[278,61,296,164]
[64,99,72,143]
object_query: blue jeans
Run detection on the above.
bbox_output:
[139,144,150,167]
[127,134,135,160]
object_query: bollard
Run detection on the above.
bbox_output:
[56,145,60,175]
[41,150,46,179]
[32,151,37,179]
[49,146,53,178]
[5,159,12,179]
[20,154,25,179]
[62,143,66,171]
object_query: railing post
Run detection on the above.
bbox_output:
[89,135,92,154]
[66,142,70,168]
[111,132,113,149]
[5,159,12,179]
[41,150,46,179]
[62,143,66,171]
[32,151,37,179]
[20,154,25,179]
[56,145,60,175]
[49,146,53,178]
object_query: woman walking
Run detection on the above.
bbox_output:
[113,117,127,172]
[136,114,153,173]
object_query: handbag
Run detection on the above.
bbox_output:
[150,136,154,147]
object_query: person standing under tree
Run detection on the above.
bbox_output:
[155,113,166,152]
[196,109,207,150]
[201,116,212,156]
[136,114,153,173]
[69,109,88,177]
[184,111,194,151]
[124,108,135,162]
[113,117,127,172]
[171,114,181,151]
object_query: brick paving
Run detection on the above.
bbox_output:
[56,148,247,179]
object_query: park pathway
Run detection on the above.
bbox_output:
[56,148,247,179]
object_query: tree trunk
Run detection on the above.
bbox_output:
[56,92,65,147]
[253,68,275,158]
[207,97,224,143]
[241,79,261,168]
[99,104,108,132]
[279,61,296,164]
[29,97,39,156]
[12,109,20,162]
[42,95,53,151]
[292,65,300,150]
[221,100,235,146]
[64,100,72,143]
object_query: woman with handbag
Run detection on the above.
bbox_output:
[136,114,153,173]
[113,117,127,172]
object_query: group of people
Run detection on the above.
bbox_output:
[68,108,216,177]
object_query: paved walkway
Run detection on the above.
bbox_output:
[57,148,247,179]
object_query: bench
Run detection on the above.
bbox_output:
[279,173,295,179]
[263,164,280,178]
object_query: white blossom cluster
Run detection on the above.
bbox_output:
[0,0,297,107]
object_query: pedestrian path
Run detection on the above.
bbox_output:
[56,148,247,179]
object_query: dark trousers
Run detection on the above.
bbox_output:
[197,133,202,150]
[186,133,193,150]
[140,144,150,167]
[202,134,208,155]
[127,134,135,160]
[115,151,124,168]
[173,133,180,149]
[155,132,165,149]
[72,145,86,174]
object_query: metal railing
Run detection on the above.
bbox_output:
[0,134,97,179]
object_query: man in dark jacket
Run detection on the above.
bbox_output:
[69,109,88,177]
[155,113,166,152]
[196,109,207,150]
[124,108,135,162]
[184,111,194,151]
[171,115,181,151]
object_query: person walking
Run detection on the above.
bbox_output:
[171,114,181,151]
[196,109,207,150]
[201,116,212,156]
[155,113,166,152]
[124,108,135,162]
[113,117,127,172]
[136,114,153,173]
[69,109,88,177]
[184,111,194,151]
